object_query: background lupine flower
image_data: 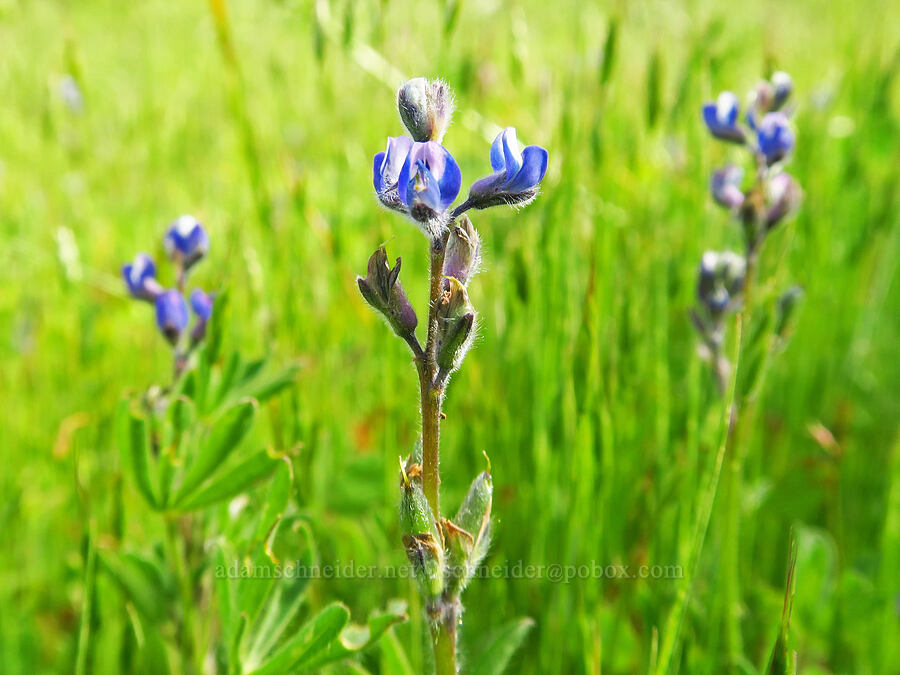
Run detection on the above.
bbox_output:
[697,250,746,318]
[190,289,214,343]
[766,173,802,228]
[465,127,549,210]
[374,136,414,212]
[711,164,745,210]
[771,71,793,110]
[397,77,454,143]
[155,289,189,344]
[757,112,795,164]
[702,91,746,143]
[122,253,162,301]
[164,214,209,270]
[397,141,461,229]
[443,215,481,286]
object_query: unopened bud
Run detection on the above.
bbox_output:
[711,164,745,210]
[357,247,418,338]
[399,458,443,601]
[443,468,493,596]
[775,285,804,340]
[771,71,793,110]
[435,277,476,376]
[397,78,454,143]
[766,172,802,230]
[443,215,481,286]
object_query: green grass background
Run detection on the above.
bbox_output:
[1,0,898,672]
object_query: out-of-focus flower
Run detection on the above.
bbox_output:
[59,74,84,113]
[702,92,745,143]
[397,77,454,144]
[155,289,189,344]
[397,141,462,226]
[189,289,214,344]
[373,136,414,212]
[122,253,163,301]
[164,215,209,270]
[766,172,802,228]
[757,113,795,165]
[771,71,793,110]
[465,127,549,210]
[697,250,746,318]
[710,164,745,210]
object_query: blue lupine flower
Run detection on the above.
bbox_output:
[698,250,746,317]
[466,127,549,209]
[397,141,461,223]
[702,92,745,144]
[155,289,189,344]
[190,289,214,321]
[122,253,162,302]
[189,289,214,343]
[373,136,414,211]
[756,112,794,165]
[771,71,793,110]
[710,164,745,210]
[164,215,209,269]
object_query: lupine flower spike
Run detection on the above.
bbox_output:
[122,217,214,361]
[358,78,548,672]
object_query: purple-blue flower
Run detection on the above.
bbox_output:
[396,141,461,222]
[155,289,189,344]
[702,92,745,144]
[164,215,209,269]
[190,289,214,322]
[710,164,745,210]
[756,112,794,165]
[373,136,414,212]
[122,253,162,302]
[466,127,548,210]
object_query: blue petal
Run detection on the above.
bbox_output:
[501,128,522,182]
[373,151,386,192]
[437,148,462,209]
[505,145,548,193]
[702,103,720,132]
[155,290,188,333]
[397,152,413,207]
[490,130,507,172]
[411,161,444,212]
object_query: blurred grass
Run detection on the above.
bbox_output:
[0,0,898,673]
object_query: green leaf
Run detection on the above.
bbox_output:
[175,449,282,511]
[245,603,350,675]
[245,519,315,662]
[471,617,534,675]
[379,628,415,675]
[202,287,228,370]
[173,398,257,504]
[238,363,300,405]
[99,550,170,623]
[252,457,293,545]
[116,398,158,509]
[299,600,408,672]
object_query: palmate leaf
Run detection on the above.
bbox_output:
[115,398,158,509]
[245,603,351,675]
[171,398,257,505]
[174,449,283,511]
[471,617,535,675]
[298,600,409,672]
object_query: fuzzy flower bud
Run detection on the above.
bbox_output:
[399,459,444,602]
[397,78,454,144]
[357,247,418,339]
[465,127,549,210]
[163,215,209,271]
[435,277,476,376]
[154,289,189,345]
[443,215,481,286]
[443,467,493,596]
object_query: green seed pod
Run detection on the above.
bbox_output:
[443,468,493,596]
[399,459,443,601]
